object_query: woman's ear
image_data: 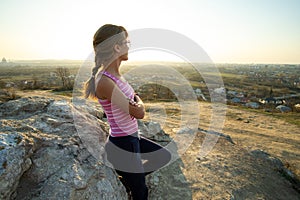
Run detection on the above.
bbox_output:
[114,44,121,53]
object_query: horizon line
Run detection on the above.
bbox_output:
[1,58,300,65]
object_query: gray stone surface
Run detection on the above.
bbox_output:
[0,96,192,200]
[0,97,126,200]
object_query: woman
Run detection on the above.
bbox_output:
[84,24,171,200]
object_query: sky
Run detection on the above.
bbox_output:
[0,0,300,64]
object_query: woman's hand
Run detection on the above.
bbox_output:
[129,94,145,119]
[129,99,138,106]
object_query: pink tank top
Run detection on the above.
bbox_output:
[98,71,138,137]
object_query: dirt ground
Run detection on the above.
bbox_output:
[143,101,300,199]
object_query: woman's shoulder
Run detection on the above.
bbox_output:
[96,74,115,88]
[95,74,116,98]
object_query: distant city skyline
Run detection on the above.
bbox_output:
[0,0,300,64]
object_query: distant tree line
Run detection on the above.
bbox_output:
[2,67,75,91]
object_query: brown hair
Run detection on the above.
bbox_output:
[83,24,128,99]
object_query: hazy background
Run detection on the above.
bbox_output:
[0,0,300,64]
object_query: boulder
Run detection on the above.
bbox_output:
[0,96,191,200]
[0,97,126,200]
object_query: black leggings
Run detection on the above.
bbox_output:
[105,132,171,200]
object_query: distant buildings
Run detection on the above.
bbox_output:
[194,88,207,101]
[276,105,292,113]
[245,102,260,109]
[0,57,13,66]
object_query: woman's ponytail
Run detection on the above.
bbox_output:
[83,64,101,99]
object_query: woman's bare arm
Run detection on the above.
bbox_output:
[96,77,145,119]
[129,94,145,119]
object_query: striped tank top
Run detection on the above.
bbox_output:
[97,71,138,137]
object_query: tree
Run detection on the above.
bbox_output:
[56,67,72,90]
[269,86,273,97]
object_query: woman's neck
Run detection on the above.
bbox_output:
[104,59,122,77]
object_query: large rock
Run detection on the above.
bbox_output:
[0,96,192,200]
[0,96,52,119]
[0,97,126,200]
[0,132,33,199]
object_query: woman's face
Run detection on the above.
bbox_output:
[118,38,131,61]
